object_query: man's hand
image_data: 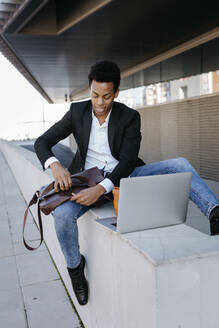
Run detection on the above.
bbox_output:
[70,185,106,206]
[50,161,72,192]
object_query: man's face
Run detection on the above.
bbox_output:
[90,80,119,119]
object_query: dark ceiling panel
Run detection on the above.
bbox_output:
[1,0,219,102]
[143,64,161,86]
[161,47,202,82]
[203,38,219,73]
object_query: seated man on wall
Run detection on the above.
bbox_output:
[34,60,219,306]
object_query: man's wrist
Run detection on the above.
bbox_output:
[50,161,62,169]
[45,157,59,169]
[95,184,106,196]
[99,178,114,194]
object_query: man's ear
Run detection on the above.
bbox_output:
[114,89,119,98]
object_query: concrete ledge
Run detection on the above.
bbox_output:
[1,139,219,328]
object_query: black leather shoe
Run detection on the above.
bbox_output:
[67,254,88,305]
[209,206,219,235]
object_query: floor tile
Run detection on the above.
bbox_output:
[0,209,8,221]
[13,240,47,255]
[0,230,14,258]
[26,300,81,328]
[12,222,40,243]
[7,206,26,218]
[0,310,27,328]
[0,220,10,233]
[16,251,59,286]
[10,219,35,234]
[0,287,24,313]
[22,279,69,308]
[0,244,14,258]
[0,256,20,290]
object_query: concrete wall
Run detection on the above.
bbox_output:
[0,140,157,328]
[2,140,219,327]
[138,92,219,181]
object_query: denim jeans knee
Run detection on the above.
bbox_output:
[168,157,190,170]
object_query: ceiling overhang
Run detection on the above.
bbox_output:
[0,0,219,103]
[0,33,53,103]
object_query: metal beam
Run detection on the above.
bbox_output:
[121,26,219,79]
[0,0,24,31]
[13,0,49,34]
[57,0,112,35]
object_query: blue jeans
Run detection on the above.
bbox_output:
[52,157,219,268]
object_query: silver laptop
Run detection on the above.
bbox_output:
[116,172,192,233]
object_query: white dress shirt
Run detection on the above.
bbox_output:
[44,109,119,193]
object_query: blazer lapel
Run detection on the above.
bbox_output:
[82,103,92,156]
[108,102,119,155]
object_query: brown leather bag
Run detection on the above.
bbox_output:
[23,167,112,251]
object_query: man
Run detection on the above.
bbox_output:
[34,60,219,306]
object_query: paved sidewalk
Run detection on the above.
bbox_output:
[0,151,82,328]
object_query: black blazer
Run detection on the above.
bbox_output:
[34,100,144,186]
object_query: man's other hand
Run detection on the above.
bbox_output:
[70,185,106,206]
[50,161,72,192]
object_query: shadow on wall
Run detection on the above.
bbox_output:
[21,143,74,168]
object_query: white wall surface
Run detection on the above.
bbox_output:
[0,140,157,328]
[1,139,219,328]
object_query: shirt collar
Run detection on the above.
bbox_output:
[92,108,112,126]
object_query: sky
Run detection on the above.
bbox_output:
[0,53,132,140]
[0,53,69,140]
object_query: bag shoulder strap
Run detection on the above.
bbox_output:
[23,191,44,251]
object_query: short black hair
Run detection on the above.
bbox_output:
[88,60,121,93]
